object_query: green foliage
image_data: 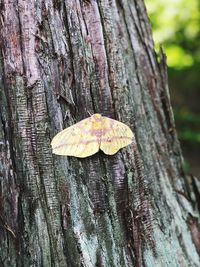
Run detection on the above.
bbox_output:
[174,109,200,142]
[145,0,200,68]
[145,0,200,175]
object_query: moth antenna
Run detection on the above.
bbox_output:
[87,110,93,116]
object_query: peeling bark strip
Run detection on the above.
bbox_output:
[187,215,200,255]
[0,0,199,267]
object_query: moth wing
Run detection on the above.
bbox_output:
[51,117,100,158]
[100,117,134,155]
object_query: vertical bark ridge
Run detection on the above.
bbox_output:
[82,1,114,117]
[1,1,68,265]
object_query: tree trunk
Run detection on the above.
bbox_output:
[0,0,199,266]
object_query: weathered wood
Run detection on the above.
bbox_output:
[0,0,199,266]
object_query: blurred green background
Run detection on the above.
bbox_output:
[145,0,200,176]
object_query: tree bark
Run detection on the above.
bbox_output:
[0,0,199,266]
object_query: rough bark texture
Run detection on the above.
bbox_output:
[0,0,199,266]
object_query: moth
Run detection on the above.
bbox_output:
[51,113,134,158]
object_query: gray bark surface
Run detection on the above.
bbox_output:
[0,0,199,266]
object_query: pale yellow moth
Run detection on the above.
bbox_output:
[51,114,134,158]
